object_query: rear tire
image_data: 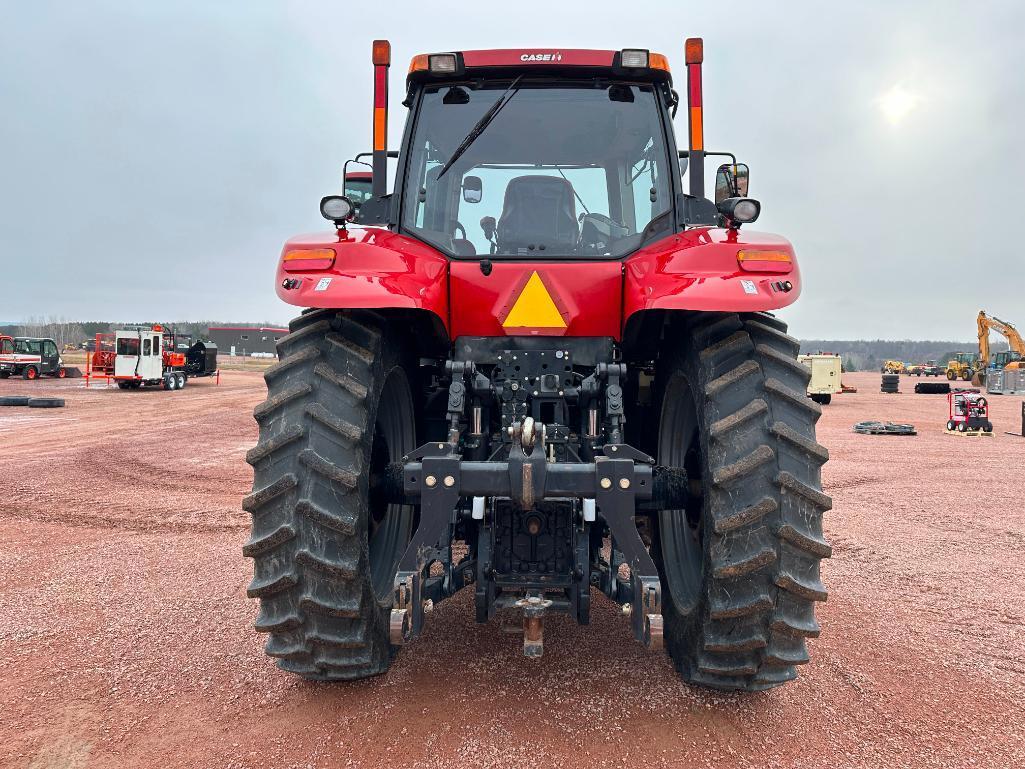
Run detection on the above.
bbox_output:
[24,366,38,380]
[652,313,831,691]
[244,310,417,680]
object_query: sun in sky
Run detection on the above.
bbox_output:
[877,83,921,125]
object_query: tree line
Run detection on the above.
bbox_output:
[800,339,1008,372]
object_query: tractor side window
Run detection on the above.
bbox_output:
[44,341,57,357]
[143,338,151,356]
[0,339,10,354]
[154,336,161,355]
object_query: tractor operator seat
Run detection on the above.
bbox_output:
[496,175,579,254]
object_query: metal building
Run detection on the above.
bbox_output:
[207,326,287,357]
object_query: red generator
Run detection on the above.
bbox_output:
[946,389,993,433]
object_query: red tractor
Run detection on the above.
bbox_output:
[946,389,993,433]
[245,40,830,692]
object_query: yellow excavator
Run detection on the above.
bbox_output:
[974,310,1025,385]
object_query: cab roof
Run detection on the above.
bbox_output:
[407,48,673,86]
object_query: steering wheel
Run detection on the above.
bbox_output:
[451,221,467,240]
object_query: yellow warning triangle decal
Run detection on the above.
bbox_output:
[502,272,567,329]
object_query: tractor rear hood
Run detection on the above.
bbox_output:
[278,225,801,342]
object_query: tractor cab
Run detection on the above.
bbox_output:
[398,63,677,260]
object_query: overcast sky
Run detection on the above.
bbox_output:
[2,1,1022,339]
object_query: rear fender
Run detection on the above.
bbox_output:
[275,226,450,336]
[623,227,802,321]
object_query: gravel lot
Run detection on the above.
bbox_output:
[1,371,1023,768]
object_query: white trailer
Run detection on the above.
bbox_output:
[797,353,842,405]
[113,326,188,390]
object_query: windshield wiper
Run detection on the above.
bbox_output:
[436,76,523,181]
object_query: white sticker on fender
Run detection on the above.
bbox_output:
[741,279,757,295]
[315,277,332,291]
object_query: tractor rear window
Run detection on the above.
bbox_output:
[401,82,673,259]
[117,338,140,356]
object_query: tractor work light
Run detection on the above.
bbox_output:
[429,53,458,73]
[320,195,355,224]
[732,200,760,222]
[717,197,760,224]
[620,49,649,68]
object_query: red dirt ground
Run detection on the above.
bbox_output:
[1,371,1023,768]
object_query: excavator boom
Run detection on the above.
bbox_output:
[977,310,1025,371]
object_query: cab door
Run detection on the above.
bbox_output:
[40,340,59,374]
[138,334,163,380]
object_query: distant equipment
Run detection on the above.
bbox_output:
[852,421,916,436]
[798,353,842,404]
[945,389,993,435]
[87,326,219,391]
[0,335,67,380]
[945,352,978,382]
[880,359,905,374]
[977,310,1025,391]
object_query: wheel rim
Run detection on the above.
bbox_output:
[657,373,706,615]
[27,368,36,379]
[368,367,416,603]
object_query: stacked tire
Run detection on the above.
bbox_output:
[915,381,950,395]
[881,374,900,394]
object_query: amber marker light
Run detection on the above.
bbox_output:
[282,248,335,273]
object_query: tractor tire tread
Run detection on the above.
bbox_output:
[245,310,399,680]
[658,312,830,691]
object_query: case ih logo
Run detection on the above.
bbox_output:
[521,52,562,62]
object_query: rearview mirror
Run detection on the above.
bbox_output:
[462,175,483,204]
[342,171,373,207]
[714,163,749,204]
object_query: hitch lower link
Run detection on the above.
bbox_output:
[388,423,666,654]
